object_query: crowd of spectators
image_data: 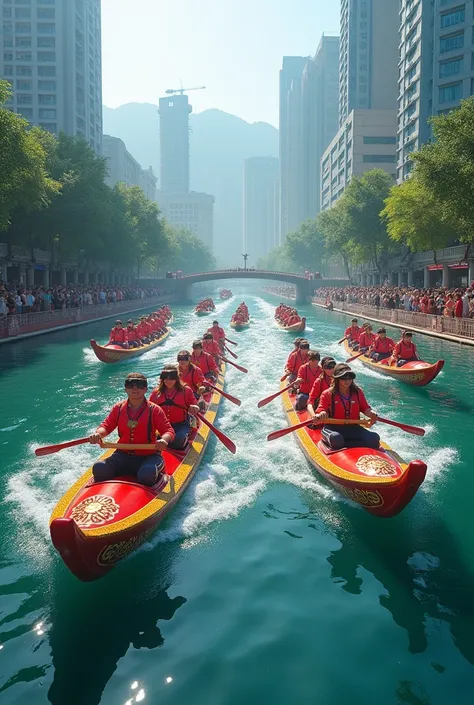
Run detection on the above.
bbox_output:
[317,285,474,319]
[0,281,176,316]
[263,285,296,299]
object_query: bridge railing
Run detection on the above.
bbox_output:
[181,269,308,280]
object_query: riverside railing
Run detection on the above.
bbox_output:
[0,294,177,340]
[312,297,474,341]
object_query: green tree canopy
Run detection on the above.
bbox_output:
[161,224,215,274]
[285,220,327,272]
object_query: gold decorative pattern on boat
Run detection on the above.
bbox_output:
[70,494,120,526]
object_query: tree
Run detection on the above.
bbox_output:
[161,224,215,274]
[256,244,296,272]
[0,80,59,232]
[412,97,474,244]
[340,169,394,272]
[285,220,327,272]
[381,178,458,254]
[316,201,353,278]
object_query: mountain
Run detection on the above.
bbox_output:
[102,104,279,265]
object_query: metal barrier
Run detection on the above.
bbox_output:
[0,295,177,340]
[312,297,474,340]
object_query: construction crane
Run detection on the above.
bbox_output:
[165,86,206,96]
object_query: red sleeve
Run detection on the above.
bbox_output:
[151,404,175,441]
[184,386,196,406]
[209,354,218,373]
[316,389,331,415]
[309,379,321,405]
[286,351,295,367]
[100,403,121,434]
[393,342,401,356]
[357,389,371,413]
[195,367,205,385]
[297,364,306,380]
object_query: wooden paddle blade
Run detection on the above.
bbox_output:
[225,337,238,346]
[267,417,370,442]
[219,356,248,373]
[35,437,90,457]
[207,382,242,406]
[267,419,312,441]
[280,372,290,382]
[376,416,425,437]
[224,345,238,359]
[337,337,347,345]
[346,351,364,363]
[196,412,236,454]
[101,442,157,451]
[257,384,293,409]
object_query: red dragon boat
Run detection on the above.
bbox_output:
[49,364,226,581]
[343,340,444,387]
[276,316,306,332]
[90,327,170,363]
[280,385,426,518]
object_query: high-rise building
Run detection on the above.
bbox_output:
[243,157,279,264]
[158,94,192,194]
[398,0,474,182]
[102,135,157,200]
[301,35,340,221]
[279,56,308,240]
[339,0,399,126]
[0,0,102,153]
[157,192,214,252]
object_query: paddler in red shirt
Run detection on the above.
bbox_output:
[208,320,226,349]
[294,350,322,410]
[345,318,361,348]
[150,365,200,449]
[125,319,139,348]
[177,350,206,399]
[313,363,379,450]
[191,339,219,381]
[368,328,395,362]
[390,331,419,367]
[285,339,310,383]
[109,320,127,347]
[202,332,221,364]
[307,357,336,419]
[89,372,175,486]
[358,324,376,353]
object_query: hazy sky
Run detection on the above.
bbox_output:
[101,0,340,126]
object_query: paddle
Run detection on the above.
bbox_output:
[102,442,157,451]
[280,372,290,382]
[206,382,242,406]
[257,384,294,409]
[346,350,365,363]
[337,336,347,345]
[225,337,238,346]
[224,344,238,359]
[267,418,371,442]
[35,437,90,457]
[376,416,425,437]
[219,355,248,373]
[196,412,236,454]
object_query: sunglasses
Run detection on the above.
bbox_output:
[339,373,356,381]
[161,372,178,380]
[299,345,310,350]
[177,356,190,361]
[324,362,336,370]
[125,380,147,389]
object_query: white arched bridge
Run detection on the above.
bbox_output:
[170,269,348,304]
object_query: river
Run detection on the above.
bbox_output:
[1,287,473,705]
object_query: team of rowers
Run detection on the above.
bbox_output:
[195,298,216,313]
[219,289,233,299]
[231,302,249,324]
[89,319,228,486]
[108,305,172,348]
[275,303,304,327]
[344,318,419,366]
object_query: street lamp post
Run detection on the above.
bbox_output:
[242,253,248,270]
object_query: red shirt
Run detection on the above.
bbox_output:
[179,364,205,393]
[455,299,463,318]
[317,388,371,420]
[125,326,138,343]
[297,362,322,395]
[309,375,331,406]
[208,326,225,343]
[286,350,308,374]
[358,331,375,348]
[109,327,126,344]
[149,385,196,424]
[191,350,219,376]
[203,340,221,358]
[393,340,417,359]
[99,400,175,455]
[345,325,361,342]
[372,335,395,354]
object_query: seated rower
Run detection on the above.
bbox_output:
[307,357,336,419]
[191,339,219,382]
[294,350,322,410]
[109,320,127,347]
[285,339,309,383]
[202,332,221,364]
[358,323,375,353]
[369,328,395,362]
[390,330,419,367]
[177,350,207,410]
[150,365,200,450]
[89,372,174,486]
[345,318,361,349]
[208,320,226,350]
[313,363,379,450]
[125,319,139,348]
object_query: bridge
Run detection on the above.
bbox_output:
[172,269,349,304]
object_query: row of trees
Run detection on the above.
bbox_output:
[0,80,215,276]
[259,98,474,277]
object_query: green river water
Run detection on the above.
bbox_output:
[0,287,473,705]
